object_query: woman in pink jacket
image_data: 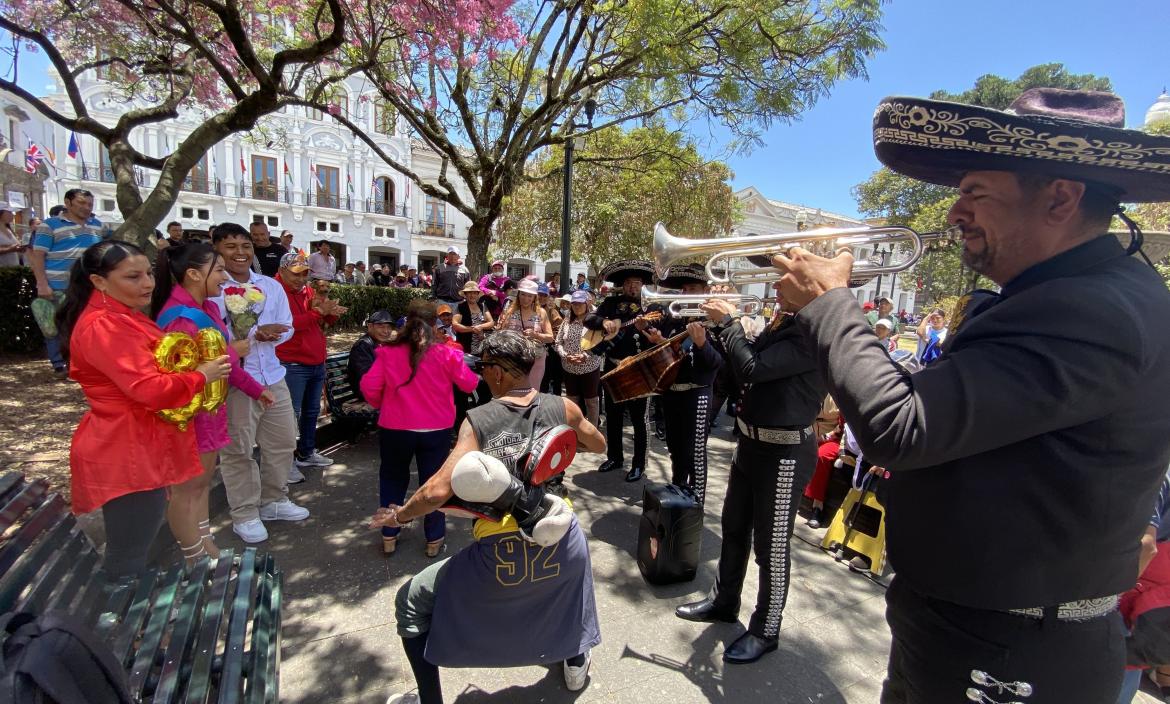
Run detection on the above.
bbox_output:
[152,243,274,563]
[362,299,479,556]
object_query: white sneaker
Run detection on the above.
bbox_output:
[385,694,420,704]
[296,450,333,467]
[259,499,310,522]
[563,651,591,691]
[287,465,306,484]
[233,518,268,543]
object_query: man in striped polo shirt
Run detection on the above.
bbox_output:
[28,188,112,378]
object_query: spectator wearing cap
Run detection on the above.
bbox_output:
[865,297,901,334]
[435,304,457,345]
[537,283,565,395]
[571,272,591,294]
[478,259,511,319]
[307,241,337,281]
[337,262,358,284]
[371,264,391,286]
[875,318,898,353]
[348,309,395,393]
[391,271,412,288]
[353,261,369,286]
[556,290,602,426]
[276,251,348,473]
[501,278,553,388]
[432,246,470,305]
[279,230,294,251]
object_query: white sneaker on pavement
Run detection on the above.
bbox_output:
[296,450,333,467]
[563,650,591,691]
[287,464,306,484]
[232,518,268,543]
[259,499,310,522]
[385,694,420,704]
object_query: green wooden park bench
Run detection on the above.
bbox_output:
[323,351,377,443]
[0,471,282,702]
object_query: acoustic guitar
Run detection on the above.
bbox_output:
[580,311,663,352]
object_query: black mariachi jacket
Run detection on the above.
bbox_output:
[583,295,649,363]
[649,311,723,388]
[717,315,825,429]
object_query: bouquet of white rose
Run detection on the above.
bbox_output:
[223,282,266,341]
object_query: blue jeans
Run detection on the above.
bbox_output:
[283,363,325,456]
[1115,667,1142,704]
[378,428,450,541]
[45,335,64,371]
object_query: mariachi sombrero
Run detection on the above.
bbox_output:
[873,88,1170,202]
[656,263,708,289]
[598,259,654,285]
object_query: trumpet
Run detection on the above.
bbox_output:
[653,222,961,284]
[642,289,764,317]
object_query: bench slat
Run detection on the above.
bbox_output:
[0,478,47,534]
[0,497,71,611]
[47,547,102,615]
[153,558,211,704]
[185,549,236,704]
[244,554,281,704]
[0,472,25,510]
[106,572,159,665]
[264,558,282,704]
[217,549,258,704]
[17,527,91,613]
[127,564,184,697]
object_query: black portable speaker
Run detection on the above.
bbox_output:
[637,482,703,585]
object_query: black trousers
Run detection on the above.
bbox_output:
[881,577,1125,704]
[710,363,740,425]
[541,348,564,395]
[602,363,647,468]
[662,387,712,504]
[711,434,814,638]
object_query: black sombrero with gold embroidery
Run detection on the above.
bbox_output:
[598,259,654,285]
[873,88,1170,202]
[656,264,708,289]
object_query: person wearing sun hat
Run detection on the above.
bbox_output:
[478,259,512,319]
[761,88,1170,702]
[584,259,656,481]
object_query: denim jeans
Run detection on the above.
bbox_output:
[283,362,325,456]
[378,428,450,541]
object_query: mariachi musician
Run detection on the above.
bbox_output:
[583,260,656,482]
[675,280,825,666]
[643,264,723,504]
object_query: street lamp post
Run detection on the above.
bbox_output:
[560,99,597,290]
[874,245,890,301]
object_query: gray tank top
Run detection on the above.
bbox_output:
[466,393,567,476]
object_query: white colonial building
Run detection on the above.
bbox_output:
[734,187,919,313]
[1,72,588,281]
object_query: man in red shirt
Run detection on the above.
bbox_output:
[275,252,347,473]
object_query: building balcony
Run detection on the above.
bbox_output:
[414,221,455,238]
[239,184,293,203]
[305,192,350,210]
[364,199,409,217]
[181,176,222,196]
[80,165,146,185]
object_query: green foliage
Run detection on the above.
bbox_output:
[491,125,737,279]
[0,268,45,354]
[327,285,431,330]
[930,64,1112,109]
[853,63,1115,306]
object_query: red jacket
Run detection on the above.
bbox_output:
[275,275,338,365]
[69,292,205,514]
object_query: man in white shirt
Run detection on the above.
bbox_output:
[213,223,311,544]
[307,240,337,281]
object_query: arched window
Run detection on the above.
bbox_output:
[373,177,395,215]
[374,101,397,135]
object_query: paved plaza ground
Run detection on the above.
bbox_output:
[195,413,1159,704]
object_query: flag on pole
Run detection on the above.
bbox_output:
[67,132,79,159]
[346,173,354,194]
[310,163,324,188]
[24,142,44,174]
[283,161,293,187]
[239,155,247,174]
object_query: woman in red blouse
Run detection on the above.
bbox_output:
[56,241,230,578]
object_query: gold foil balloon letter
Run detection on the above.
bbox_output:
[196,327,228,413]
[154,332,203,431]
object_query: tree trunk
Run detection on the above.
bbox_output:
[466,218,494,278]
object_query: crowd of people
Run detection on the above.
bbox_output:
[16,85,1170,704]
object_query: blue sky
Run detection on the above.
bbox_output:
[712,0,1170,218]
[9,0,1168,220]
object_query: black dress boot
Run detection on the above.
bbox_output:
[675,597,737,623]
[624,465,644,482]
[723,631,778,664]
[598,459,622,473]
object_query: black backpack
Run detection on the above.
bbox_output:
[0,611,133,704]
